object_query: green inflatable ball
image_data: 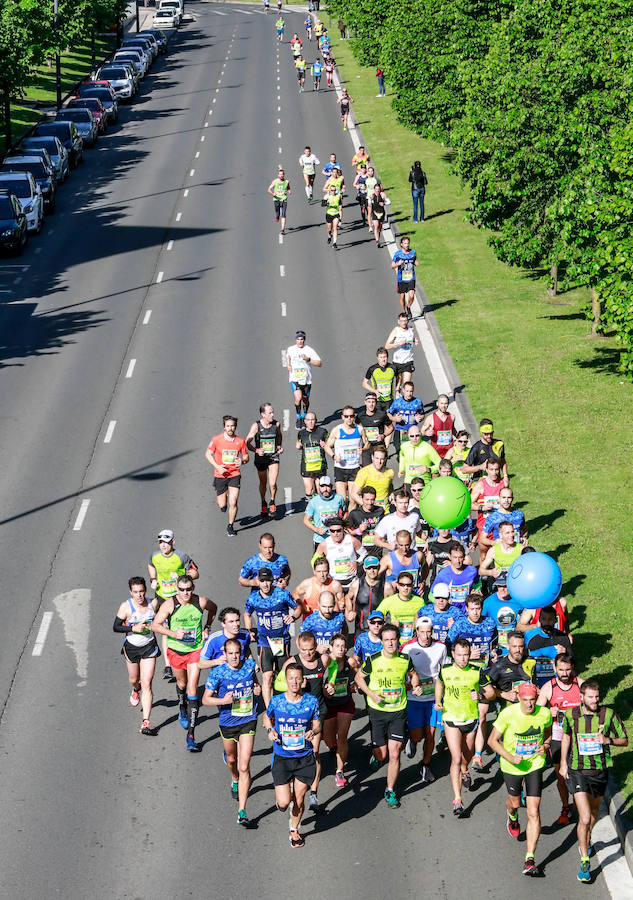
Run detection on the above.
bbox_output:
[419,476,471,530]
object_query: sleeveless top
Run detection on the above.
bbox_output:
[325,535,357,586]
[302,576,336,618]
[550,677,582,741]
[125,598,156,648]
[431,412,454,457]
[255,420,280,461]
[325,658,355,706]
[475,477,502,531]
[334,425,362,470]
[385,549,420,587]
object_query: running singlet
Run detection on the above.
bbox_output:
[340,96,350,113]
[245,588,297,647]
[207,434,247,478]
[299,153,319,175]
[385,550,420,590]
[167,597,204,654]
[430,412,454,457]
[326,193,342,217]
[255,420,279,458]
[149,549,192,601]
[377,594,422,642]
[446,615,498,665]
[494,704,552,774]
[312,61,323,77]
[438,663,484,724]
[493,541,521,574]
[267,693,320,758]
[354,571,386,619]
[361,651,414,712]
[333,426,362,469]
[475,477,503,531]
[200,627,251,662]
[549,677,581,741]
[298,426,328,473]
[401,639,447,701]
[124,599,155,648]
[325,658,355,706]
[353,630,382,663]
[416,603,462,643]
[392,248,417,283]
[305,493,346,542]
[300,610,345,647]
[272,178,289,200]
[391,326,415,365]
[296,59,306,74]
[365,364,396,403]
[322,535,357,585]
[562,705,627,772]
[206,659,258,727]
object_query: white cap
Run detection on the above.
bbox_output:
[432,583,450,599]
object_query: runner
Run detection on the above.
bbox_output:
[482,631,537,705]
[246,403,283,517]
[293,556,344,618]
[324,55,334,87]
[286,330,321,430]
[357,392,392,462]
[315,518,362,596]
[431,541,480,612]
[205,415,249,537]
[113,576,159,735]
[352,145,370,172]
[422,394,456,458]
[244,568,300,707]
[300,590,347,651]
[275,15,285,40]
[202,638,261,826]
[488,683,552,876]
[445,430,471,485]
[268,168,290,233]
[398,424,441,485]
[295,55,307,92]
[151,575,217,752]
[290,32,302,58]
[347,556,386,630]
[364,165,378,232]
[560,680,628,883]
[325,407,368,502]
[356,624,422,807]
[321,151,339,179]
[434,638,486,816]
[525,605,573,687]
[537,653,583,827]
[304,14,312,40]
[373,488,424,552]
[470,458,504,550]
[402,616,447,780]
[323,633,357,786]
[377,571,423,644]
[298,146,320,202]
[379,529,425,597]
[199,606,252,670]
[311,57,323,91]
[388,381,425,455]
[324,183,342,247]
[350,444,394,512]
[297,411,328,501]
[479,520,522,588]
[480,486,528,552]
[417,582,462,643]
[351,609,384,664]
[386,311,419,390]
[238,532,291,590]
[362,347,397,413]
[391,236,419,318]
[303,475,346,546]
[264,662,321,847]
[264,0,269,12]
[481,573,521,653]
[462,418,509,484]
[147,529,199,680]
[370,183,388,247]
[337,87,353,131]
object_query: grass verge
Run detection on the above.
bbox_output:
[328,26,633,808]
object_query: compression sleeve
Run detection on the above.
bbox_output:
[113,616,133,634]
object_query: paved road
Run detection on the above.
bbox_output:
[0,4,618,896]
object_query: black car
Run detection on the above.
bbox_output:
[0,190,28,255]
[77,84,119,124]
[1,158,56,213]
[8,146,56,182]
[35,121,84,168]
[140,29,168,53]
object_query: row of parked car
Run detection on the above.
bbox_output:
[0,25,173,255]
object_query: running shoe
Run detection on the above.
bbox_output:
[461,771,472,791]
[452,799,465,817]
[268,503,277,515]
[139,719,155,735]
[237,810,255,828]
[335,771,347,787]
[261,502,268,516]
[289,830,305,848]
[507,813,520,839]
[577,860,591,883]
[231,781,239,800]
[308,791,319,811]
[471,753,482,769]
[404,739,417,759]
[163,666,174,681]
[384,789,400,808]
[419,764,435,784]
[327,235,331,244]
[368,755,382,773]
[186,735,201,752]
[556,805,571,826]
[522,857,541,877]
[178,706,188,729]
[129,690,140,707]
[226,524,237,537]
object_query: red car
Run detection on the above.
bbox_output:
[68,97,107,133]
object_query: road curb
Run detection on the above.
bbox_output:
[607,776,633,876]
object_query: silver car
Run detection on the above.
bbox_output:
[21,137,70,183]
[0,171,44,233]
[113,50,147,80]
[55,108,98,147]
[96,65,135,100]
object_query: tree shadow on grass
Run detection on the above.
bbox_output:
[574,347,621,378]
[589,666,632,703]
[572,631,613,670]
[440,149,456,164]
[562,573,586,599]
[425,298,458,314]
[527,508,565,534]
[547,543,572,563]
[568,603,586,630]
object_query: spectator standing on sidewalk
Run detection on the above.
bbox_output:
[376,66,386,97]
[409,161,428,223]
[338,17,347,38]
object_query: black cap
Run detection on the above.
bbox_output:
[258,567,274,580]
[328,517,345,528]
[296,330,306,338]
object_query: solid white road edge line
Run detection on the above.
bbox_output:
[73,499,90,531]
[32,612,53,656]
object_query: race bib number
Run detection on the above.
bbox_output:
[408,463,427,475]
[418,678,434,697]
[261,438,275,455]
[365,426,380,443]
[160,574,178,596]
[334,556,353,578]
[515,735,539,757]
[382,687,403,708]
[401,263,414,282]
[415,535,427,550]
[280,725,305,750]
[450,583,469,603]
[498,629,510,647]
[342,447,359,466]
[304,446,322,472]
[221,449,238,465]
[376,383,391,400]
[437,430,452,446]
[362,531,376,547]
[399,621,414,640]
[231,691,253,717]
[535,659,555,681]
[303,164,315,175]
[333,678,349,697]
[552,713,565,742]
[267,636,286,656]
[292,365,307,382]
[578,733,602,756]
[180,628,196,645]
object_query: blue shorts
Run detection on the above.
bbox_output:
[407,701,440,730]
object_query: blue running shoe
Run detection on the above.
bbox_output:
[577,860,591,883]
[179,706,188,729]
[186,735,201,752]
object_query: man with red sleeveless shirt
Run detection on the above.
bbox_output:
[537,652,583,826]
[422,394,456,458]
[470,458,504,551]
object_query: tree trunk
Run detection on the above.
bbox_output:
[591,287,601,336]
[547,263,558,296]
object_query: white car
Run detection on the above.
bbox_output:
[0,171,44,233]
[153,7,178,27]
[159,0,183,23]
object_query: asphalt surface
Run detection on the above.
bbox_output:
[0,4,615,896]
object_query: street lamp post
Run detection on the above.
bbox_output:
[135,0,140,33]
[53,0,62,110]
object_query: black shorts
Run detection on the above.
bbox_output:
[549,739,562,765]
[272,752,317,786]
[214,474,241,495]
[290,382,311,398]
[357,194,368,208]
[369,708,407,746]
[325,212,340,224]
[274,199,287,216]
[301,464,327,479]
[444,719,478,736]
[296,69,304,80]
[219,719,257,742]
[334,466,359,483]
[503,769,544,798]
[255,455,279,471]
[340,106,349,117]
[394,361,415,376]
[397,280,416,294]
[566,768,609,799]
[122,640,160,663]
[258,641,290,673]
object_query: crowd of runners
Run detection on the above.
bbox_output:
[113,6,627,883]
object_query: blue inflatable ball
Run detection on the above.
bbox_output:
[507,553,562,609]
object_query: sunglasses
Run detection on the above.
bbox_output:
[329,528,343,533]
